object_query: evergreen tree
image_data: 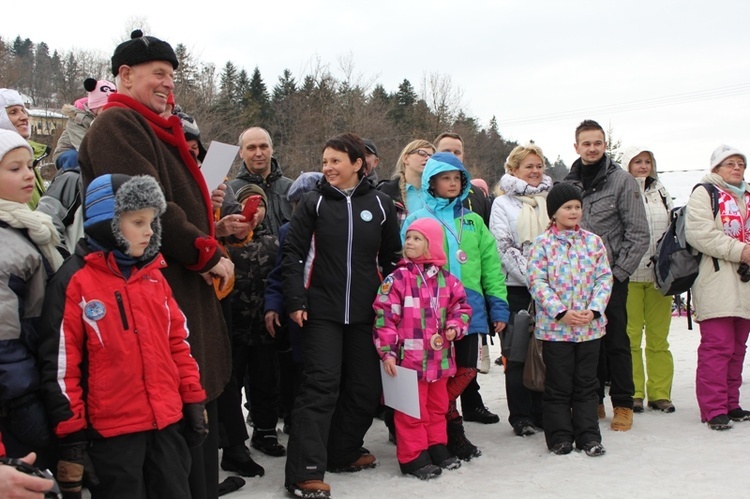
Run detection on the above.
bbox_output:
[173,44,199,95]
[272,69,297,103]
[218,61,239,109]
[248,66,270,122]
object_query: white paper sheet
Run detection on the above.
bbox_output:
[201,141,240,191]
[380,363,420,419]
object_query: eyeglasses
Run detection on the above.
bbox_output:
[409,149,432,158]
[720,161,746,170]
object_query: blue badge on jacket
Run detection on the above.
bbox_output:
[84,300,106,321]
[380,275,394,295]
[360,210,373,222]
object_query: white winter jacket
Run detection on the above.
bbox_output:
[630,176,673,282]
[685,173,750,321]
[489,174,553,287]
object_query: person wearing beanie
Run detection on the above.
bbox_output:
[78,29,233,499]
[684,145,750,430]
[222,180,285,469]
[0,128,62,469]
[564,119,649,432]
[489,143,553,437]
[40,78,117,258]
[38,173,207,498]
[363,138,380,184]
[527,181,612,457]
[177,111,207,163]
[401,152,510,462]
[0,88,48,209]
[52,78,117,170]
[373,217,471,480]
[619,146,677,414]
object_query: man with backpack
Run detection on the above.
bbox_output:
[565,120,649,432]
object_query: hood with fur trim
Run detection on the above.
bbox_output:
[84,174,167,260]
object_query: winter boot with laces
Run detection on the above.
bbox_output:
[610,407,633,431]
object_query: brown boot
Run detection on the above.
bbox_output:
[328,453,377,473]
[289,480,331,498]
[648,399,675,413]
[611,407,633,431]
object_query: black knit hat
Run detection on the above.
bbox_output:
[546,182,582,218]
[111,30,179,76]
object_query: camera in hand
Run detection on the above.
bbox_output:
[738,262,750,283]
[0,456,62,498]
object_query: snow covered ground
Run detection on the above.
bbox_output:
[224,315,750,498]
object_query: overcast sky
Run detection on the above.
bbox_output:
[3,1,749,173]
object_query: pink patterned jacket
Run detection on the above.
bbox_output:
[373,259,471,382]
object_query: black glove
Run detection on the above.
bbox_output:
[183,402,208,448]
[57,432,87,499]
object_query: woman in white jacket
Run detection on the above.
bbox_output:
[489,143,553,436]
[621,146,675,414]
[685,145,750,431]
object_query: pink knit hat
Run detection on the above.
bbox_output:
[404,218,446,266]
[84,78,116,110]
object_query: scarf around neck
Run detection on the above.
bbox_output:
[0,199,64,271]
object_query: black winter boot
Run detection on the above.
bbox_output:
[428,444,461,470]
[251,428,286,457]
[220,444,265,477]
[399,450,442,480]
[446,417,481,461]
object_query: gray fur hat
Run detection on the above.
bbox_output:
[84,174,167,260]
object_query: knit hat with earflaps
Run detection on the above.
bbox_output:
[84,174,167,260]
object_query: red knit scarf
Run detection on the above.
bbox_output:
[104,93,215,237]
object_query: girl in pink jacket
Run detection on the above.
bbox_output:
[373,218,471,480]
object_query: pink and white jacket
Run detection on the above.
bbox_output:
[373,259,471,382]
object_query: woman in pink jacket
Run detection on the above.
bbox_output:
[373,218,471,480]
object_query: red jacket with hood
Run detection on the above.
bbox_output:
[39,244,206,439]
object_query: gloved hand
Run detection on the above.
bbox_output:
[57,432,87,499]
[183,402,208,448]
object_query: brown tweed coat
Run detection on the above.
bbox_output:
[78,94,230,401]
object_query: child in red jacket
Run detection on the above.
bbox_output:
[39,174,207,499]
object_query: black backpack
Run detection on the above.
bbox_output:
[652,183,719,300]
